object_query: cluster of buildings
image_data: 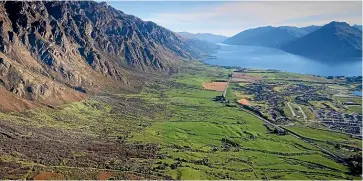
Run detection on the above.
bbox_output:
[295,94,331,105]
[283,84,317,96]
[283,84,330,105]
[243,83,288,123]
[311,107,362,135]
[239,81,361,135]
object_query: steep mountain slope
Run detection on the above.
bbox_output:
[178,32,228,43]
[282,21,362,58]
[0,87,36,112]
[177,32,220,55]
[0,1,209,109]
[183,38,220,56]
[223,26,320,48]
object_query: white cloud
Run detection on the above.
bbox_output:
[144,1,362,36]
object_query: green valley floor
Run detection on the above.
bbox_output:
[0,61,361,180]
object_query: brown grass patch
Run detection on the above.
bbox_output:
[0,86,87,112]
[203,82,228,92]
[231,72,262,83]
[33,172,64,180]
[238,98,250,106]
[41,88,87,107]
[98,171,115,180]
[0,87,35,112]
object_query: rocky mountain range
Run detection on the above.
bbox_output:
[282,21,362,59]
[0,1,214,110]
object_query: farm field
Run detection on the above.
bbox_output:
[203,82,228,92]
[0,61,361,180]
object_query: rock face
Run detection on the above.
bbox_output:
[223,26,320,48]
[0,1,209,109]
[282,21,362,59]
[180,37,220,56]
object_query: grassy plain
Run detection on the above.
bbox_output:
[130,62,361,180]
[0,61,361,180]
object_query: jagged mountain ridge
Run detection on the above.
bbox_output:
[0,1,211,109]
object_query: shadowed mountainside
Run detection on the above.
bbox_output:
[353,24,362,31]
[282,21,362,59]
[224,26,320,48]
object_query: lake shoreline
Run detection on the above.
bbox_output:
[204,44,362,77]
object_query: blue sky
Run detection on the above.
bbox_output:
[107,1,362,36]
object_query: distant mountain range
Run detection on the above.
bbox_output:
[224,22,362,58]
[282,21,362,59]
[224,26,320,48]
[178,32,228,43]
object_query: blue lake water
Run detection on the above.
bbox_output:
[353,91,362,96]
[205,44,362,77]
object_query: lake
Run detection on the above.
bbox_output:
[353,91,362,96]
[205,44,362,77]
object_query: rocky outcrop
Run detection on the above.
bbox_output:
[0,1,209,109]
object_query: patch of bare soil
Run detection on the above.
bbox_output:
[203,82,228,92]
[33,172,64,180]
[231,72,262,82]
[0,87,35,112]
[98,171,115,180]
[41,88,87,107]
[238,98,250,106]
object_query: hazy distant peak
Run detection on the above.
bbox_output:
[177,32,228,43]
